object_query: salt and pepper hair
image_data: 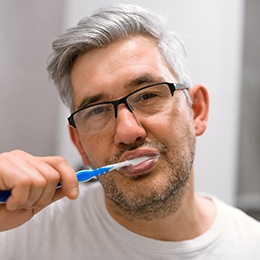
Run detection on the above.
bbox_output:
[47,4,191,110]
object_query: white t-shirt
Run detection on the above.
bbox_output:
[1,182,260,260]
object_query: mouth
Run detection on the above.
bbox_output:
[119,153,160,176]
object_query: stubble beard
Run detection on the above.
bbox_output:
[99,129,196,221]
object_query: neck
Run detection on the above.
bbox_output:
[105,174,216,241]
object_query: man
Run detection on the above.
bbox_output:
[0,3,259,259]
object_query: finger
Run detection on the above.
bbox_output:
[0,152,47,210]
[39,156,79,200]
[1,151,62,209]
[6,168,48,210]
[24,158,63,207]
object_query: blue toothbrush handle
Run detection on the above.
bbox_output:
[0,166,113,204]
[0,190,11,204]
[76,166,113,182]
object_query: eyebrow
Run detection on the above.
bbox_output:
[124,74,164,89]
[77,93,105,111]
[76,74,165,111]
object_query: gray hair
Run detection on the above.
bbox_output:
[47,3,191,110]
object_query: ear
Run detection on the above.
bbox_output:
[189,84,209,136]
[68,125,90,166]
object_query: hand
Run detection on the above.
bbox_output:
[0,150,79,231]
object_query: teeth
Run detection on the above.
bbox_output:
[128,156,151,166]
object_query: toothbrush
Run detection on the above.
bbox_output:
[0,156,151,204]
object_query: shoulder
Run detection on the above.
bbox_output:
[212,195,260,239]
[214,196,259,224]
[198,193,260,239]
[199,194,260,258]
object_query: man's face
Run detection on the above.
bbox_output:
[70,36,196,219]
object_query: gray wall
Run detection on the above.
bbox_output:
[0,1,63,155]
[237,0,260,210]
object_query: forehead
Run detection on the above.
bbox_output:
[70,36,175,108]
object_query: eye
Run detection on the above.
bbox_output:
[140,92,158,100]
[89,106,107,116]
[135,90,161,104]
[78,104,113,123]
[73,103,115,133]
[87,104,114,118]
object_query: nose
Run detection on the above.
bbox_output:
[114,105,147,147]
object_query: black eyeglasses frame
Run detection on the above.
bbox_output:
[68,82,188,128]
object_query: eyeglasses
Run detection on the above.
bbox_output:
[68,82,188,135]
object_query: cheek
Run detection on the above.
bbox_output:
[147,106,194,147]
[146,111,183,140]
[79,134,113,167]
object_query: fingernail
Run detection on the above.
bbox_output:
[69,188,79,200]
[7,204,17,211]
